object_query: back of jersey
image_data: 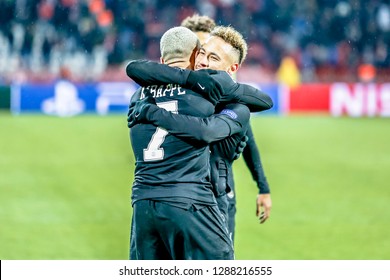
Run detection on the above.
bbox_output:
[130,84,216,204]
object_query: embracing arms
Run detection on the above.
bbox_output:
[127,96,250,144]
[126,60,273,112]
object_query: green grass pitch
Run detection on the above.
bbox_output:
[1,112,389,259]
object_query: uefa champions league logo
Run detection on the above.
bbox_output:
[41,80,85,117]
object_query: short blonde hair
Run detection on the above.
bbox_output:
[210,26,248,65]
[160,26,200,63]
[180,14,216,33]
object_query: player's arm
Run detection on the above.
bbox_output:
[243,125,270,194]
[128,98,250,144]
[126,60,222,105]
[146,106,248,143]
[237,84,274,112]
[205,71,274,112]
[242,125,272,223]
[126,60,273,111]
[126,60,189,87]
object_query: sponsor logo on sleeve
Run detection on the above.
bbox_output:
[220,109,238,119]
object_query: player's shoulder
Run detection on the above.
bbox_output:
[211,70,236,85]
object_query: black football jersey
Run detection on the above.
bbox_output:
[130,86,216,205]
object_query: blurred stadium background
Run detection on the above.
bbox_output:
[1,0,390,260]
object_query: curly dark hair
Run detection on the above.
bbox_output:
[180,14,216,33]
[210,25,248,65]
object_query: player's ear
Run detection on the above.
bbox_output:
[160,57,165,64]
[228,63,239,75]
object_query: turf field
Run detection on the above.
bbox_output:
[1,112,389,260]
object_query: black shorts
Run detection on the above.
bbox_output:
[130,199,234,260]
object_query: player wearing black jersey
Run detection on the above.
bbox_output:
[127,26,272,260]
[182,14,272,239]
[183,16,272,236]
[196,26,272,243]
[127,25,272,244]
[129,26,230,260]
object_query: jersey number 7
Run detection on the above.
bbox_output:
[143,100,178,161]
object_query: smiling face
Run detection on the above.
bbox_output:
[194,36,239,74]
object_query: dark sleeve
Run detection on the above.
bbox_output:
[209,72,274,112]
[236,84,274,113]
[242,124,271,194]
[126,60,222,105]
[127,60,273,112]
[126,60,189,87]
[144,103,250,144]
[130,88,142,103]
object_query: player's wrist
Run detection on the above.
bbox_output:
[258,191,270,195]
[185,71,198,89]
